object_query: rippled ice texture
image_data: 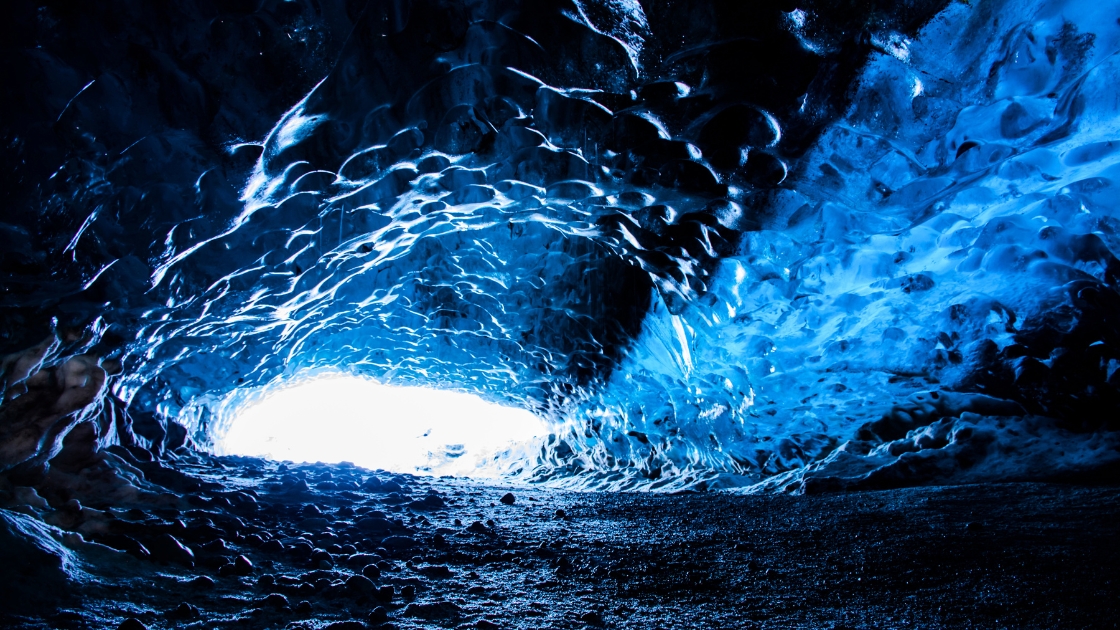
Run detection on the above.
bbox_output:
[2,0,1119,491]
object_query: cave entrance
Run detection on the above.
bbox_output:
[216,374,548,477]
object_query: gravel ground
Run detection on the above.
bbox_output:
[3,456,1119,629]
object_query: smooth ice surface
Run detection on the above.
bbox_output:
[218,375,547,476]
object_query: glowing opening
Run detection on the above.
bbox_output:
[217,374,548,477]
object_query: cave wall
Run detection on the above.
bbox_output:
[1,0,1119,493]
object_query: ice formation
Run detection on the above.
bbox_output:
[2,0,1119,492]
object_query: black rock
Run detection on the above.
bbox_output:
[476,620,501,629]
[362,564,382,580]
[148,534,195,567]
[258,533,282,549]
[401,584,416,598]
[346,574,375,595]
[369,606,389,623]
[403,601,460,620]
[117,619,147,630]
[381,535,416,552]
[323,622,366,630]
[262,593,289,609]
[96,534,151,560]
[499,493,516,505]
[418,564,453,578]
[580,611,604,625]
[168,603,198,619]
[295,600,313,615]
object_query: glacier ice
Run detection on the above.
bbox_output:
[1,0,1119,492]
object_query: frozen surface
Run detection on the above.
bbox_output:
[1,0,1119,490]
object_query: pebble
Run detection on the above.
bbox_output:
[346,574,375,594]
[500,493,516,505]
[260,539,284,553]
[117,619,147,630]
[401,584,416,598]
[376,585,394,602]
[310,548,334,566]
[262,593,289,608]
[381,535,416,552]
[369,606,389,623]
[403,601,460,620]
[169,603,198,619]
[362,564,382,580]
[323,621,366,630]
[418,564,454,578]
[148,534,195,567]
[295,600,313,615]
[476,620,500,629]
[580,611,604,625]
[188,575,215,589]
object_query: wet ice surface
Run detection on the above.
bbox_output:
[3,458,1119,630]
[3,0,1119,493]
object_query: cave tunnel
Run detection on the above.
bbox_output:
[2,0,1120,627]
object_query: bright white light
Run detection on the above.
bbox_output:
[217,375,548,477]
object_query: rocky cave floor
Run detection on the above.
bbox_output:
[4,457,1120,630]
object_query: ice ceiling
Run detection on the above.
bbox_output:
[2,0,1120,491]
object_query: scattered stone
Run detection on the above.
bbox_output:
[477,620,500,629]
[148,534,195,567]
[298,517,329,531]
[401,584,416,598]
[381,535,416,552]
[966,522,983,532]
[555,509,566,518]
[262,593,289,608]
[117,619,147,630]
[346,574,375,595]
[323,622,366,630]
[369,606,389,623]
[362,564,382,580]
[348,552,380,566]
[188,575,215,589]
[294,600,313,615]
[311,548,334,567]
[260,539,284,553]
[418,564,454,578]
[375,585,394,602]
[169,603,198,619]
[408,494,446,511]
[500,493,516,505]
[580,611,604,625]
[256,573,276,589]
[403,601,460,620]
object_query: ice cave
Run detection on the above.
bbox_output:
[2,0,1119,627]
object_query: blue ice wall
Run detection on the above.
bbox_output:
[2,0,1119,490]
